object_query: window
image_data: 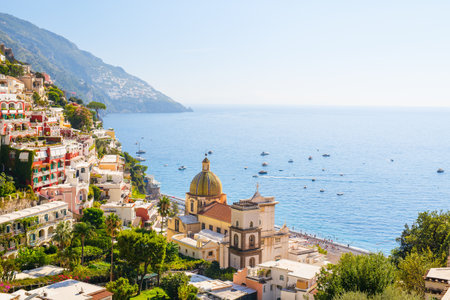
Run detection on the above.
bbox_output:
[275,238,281,243]
[234,234,239,248]
[45,214,48,221]
[208,251,213,256]
[209,225,213,231]
[175,219,180,232]
[270,285,273,291]
[63,209,67,216]
[201,223,205,230]
[263,285,266,293]
[216,227,221,234]
[236,220,239,227]
[249,234,256,247]
[224,230,228,236]
[249,257,256,267]
[6,225,10,233]
[192,252,195,256]
[185,249,187,254]
[250,221,253,228]
[55,212,59,219]
[280,275,284,281]
[190,201,194,212]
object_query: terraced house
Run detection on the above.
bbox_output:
[0,201,72,256]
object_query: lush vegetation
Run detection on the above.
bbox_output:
[0,173,16,197]
[64,103,94,131]
[124,152,147,194]
[316,210,450,299]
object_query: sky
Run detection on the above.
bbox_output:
[1,1,450,107]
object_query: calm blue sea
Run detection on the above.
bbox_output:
[103,106,450,254]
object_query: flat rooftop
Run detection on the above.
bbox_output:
[426,268,450,281]
[0,201,67,224]
[258,259,321,280]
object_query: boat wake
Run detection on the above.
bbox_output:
[258,175,363,183]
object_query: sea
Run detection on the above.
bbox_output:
[103,105,450,254]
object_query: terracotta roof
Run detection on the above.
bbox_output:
[90,289,114,300]
[199,202,231,223]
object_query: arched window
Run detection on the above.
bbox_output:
[175,219,180,232]
[190,201,194,212]
[250,221,253,228]
[249,257,256,268]
[249,234,256,247]
[1,103,6,110]
[8,103,14,110]
[234,234,239,248]
[236,220,239,227]
[16,103,21,110]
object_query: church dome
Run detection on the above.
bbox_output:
[189,157,223,196]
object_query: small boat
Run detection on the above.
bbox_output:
[252,175,258,178]
[136,150,146,155]
[260,152,270,156]
[262,162,269,167]
[136,139,146,155]
[322,154,331,157]
[208,150,213,154]
[337,192,344,196]
[258,170,268,175]
[340,173,344,176]
[288,159,294,163]
[164,164,168,167]
[308,156,312,160]
[244,166,248,169]
[304,185,307,189]
[390,159,394,162]
[135,156,145,162]
[437,168,444,173]
[178,166,186,171]
[320,189,325,193]
[279,169,283,172]
[311,178,316,182]
[322,168,325,171]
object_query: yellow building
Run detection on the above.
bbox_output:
[167,156,289,269]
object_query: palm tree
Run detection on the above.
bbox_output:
[157,196,172,234]
[72,222,96,265]
[105,213,122,282]
[52,221,72,251]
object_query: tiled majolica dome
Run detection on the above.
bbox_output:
[189,157,222,196]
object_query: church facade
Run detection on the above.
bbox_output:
[167,156,289,269]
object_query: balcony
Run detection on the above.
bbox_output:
[57,166,64,171]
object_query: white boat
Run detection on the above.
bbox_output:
[136,138,146,155]
[311,178,316,182]
[308,156,313,160]
[252,175,258,178]
[135,156,145,162]
[208,150,213,154]
[437,168,444,173]
[322,168,325,171]
[279,169,283,172]
[288,159,294,163]
[262,162,269,167]
[260,152,270,156]
[320,189,325,192]
[244,166,248,169]
[303,185,307,189]
[178,166,186,171]
[337,192,344,196]
[322,154,331,157]
[258,170,268,175]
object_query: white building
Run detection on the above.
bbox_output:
[100,202,136,227]
[11,279,113,299]
[0,201,72,255]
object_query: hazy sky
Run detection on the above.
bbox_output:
[1,1,450,107]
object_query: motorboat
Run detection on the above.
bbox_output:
[437,168,445,173]
[208,150,213,154]
[135,156,145,162]
[303,185,307,189]
[322,154,331,157]
[320,189,325,193]
[311,178,316,182]
[244,166,248,169]
[340,173,344,176]
[252,175,258,178]
[337,192,344,196]
[164,164,168,167]
[322,168,325,171]
[288,159,294,163]
[178,166,186,171]
[390,159,394,162]
[258,170,268,175]
[260,152,270,156]
[279,169,283,172]
[262,162,269,167]
[308,156,313,160]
